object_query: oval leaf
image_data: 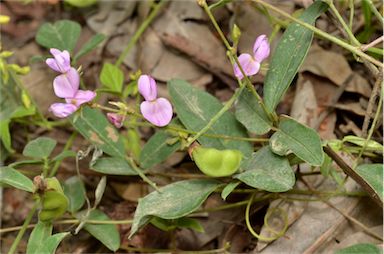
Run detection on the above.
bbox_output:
[235,146,295,192]
[235,88,272,134]
[140,130,181,169]
[63,176,86,213]
[74,34,105,61]
[99,63,124,93]
[168,79,252,156]
[130,179,220,237]
[264,1,328,112]
[23,137,57,159]
[90,157,137,175]
[0,166,34,192]
[78,209,120,252]
[270,115,324,166]
[355,164,383,202]
[27,221,52,254]
[36,20,81,52]
[71,106,125,158]
[335,243,381,254]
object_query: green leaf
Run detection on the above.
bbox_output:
[343,135,383,152]
[270,115,324,166]
[263,1,328,112]
[74,34,106,61]
[41,232,70,254]
[235,146,295,192]
[99,63,124,93]
[26,221,52,254]
[130,179,220,237]
[140,130,181,169]
[0,120,12,152]
[168,79,252,156]
[335,243,382,254]
[52,150,77,162]
[78,209,120,252]
[0,166,34,192]
[355,164,383,202]
[23,137,57,159]
[71,106,125,158]
[221,181,240,200]
[235,88,272,134]
[63,176,86,213]
[90,157,137,175]
[36,20,81,52]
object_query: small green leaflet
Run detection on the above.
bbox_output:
[27,221,68,254]
[263,1,328,112]
[23,137,57,159]
[0,166,34,192]
[63,176,86,213]
[235,146,295,192]
[269,115,324,166]
[74,34,106,61]
[90,157,137,175]
[335,243,382,254]
[355,164,383,203]
[99,63,124,93]
[130,179,221,237]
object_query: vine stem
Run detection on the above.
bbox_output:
[115,0,166,67]
[252,0,383,68]
[8,203,38,254]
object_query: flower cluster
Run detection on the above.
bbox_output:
[46,49,96,118]
[233,34,270,79]
[138,75,173,127]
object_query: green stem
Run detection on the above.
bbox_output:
[8,203,38,254]
[126,157,160,192]
[348,0,354,30]
[329,1,361,46]
[49,132,77,177]
[115,0,166,67]
[253,0,383,68]
[365,0,384,25]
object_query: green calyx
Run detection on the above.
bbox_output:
[192,147,243,177]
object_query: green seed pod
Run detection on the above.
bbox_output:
[42,191,69,210]
[192,147,242,177]
[45,177,65,194]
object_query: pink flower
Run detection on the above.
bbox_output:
[46,48,71,73]
[47,48,96,118]
[233,35,270,79]
[138,75,173,127]
[107,113,124,128]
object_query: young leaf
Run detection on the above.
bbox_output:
[269,115,324,166]
[23,137,57,159]
[130,179,220,237]
[78,209,120,252]
[71,106,125,158]
[36,20,81,52]
[90,157,137,175]
[235,88,272,135]
[0,166,34,192]
[26,221,53,254]
[168,79,252,156]
[335,243,381,254]
[355,164,383,202]
[63,176,86,213]
[235,146,295,192]
[140,130,181,169]
[263,1,328,112]
[99,63,124,93]
[39,232,70,254]
[221,181,240,200]
[74,34,106,61]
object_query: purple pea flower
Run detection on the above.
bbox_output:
[46,48,71,73]
[47,48,96,118]
[233,34,270,79]
[107,113,124,128]
[138,75,173,127]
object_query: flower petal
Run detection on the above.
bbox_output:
[66,90,96,107]
[53,67,80,98]
[49,103,78,118]
[253,35,270,63]
[140,97,173,127]
[48,48,71,73]
[138,75,157,101]
[107,113,124,128]
[46,58,61,72]
[233,53,260,79]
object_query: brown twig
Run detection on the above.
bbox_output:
[323,145,382,207]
